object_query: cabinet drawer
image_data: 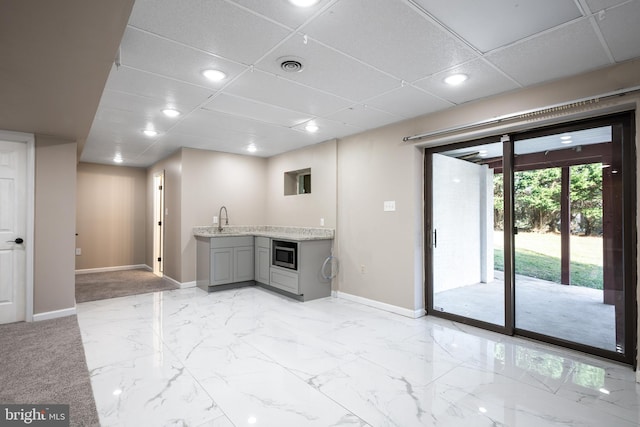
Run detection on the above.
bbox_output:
[270,267,299,294]
[210,236,254,248]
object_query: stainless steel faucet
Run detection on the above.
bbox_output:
[218,206,229,232]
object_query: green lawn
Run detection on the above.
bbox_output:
[493,231,603,289]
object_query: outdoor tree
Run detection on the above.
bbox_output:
[493,163,602,236]
[570,163,603,236]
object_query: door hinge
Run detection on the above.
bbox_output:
[158,221,162,226]
[158,185,163,190]
[157,257,162,262]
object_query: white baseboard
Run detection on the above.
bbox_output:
[75,264,151,274]
[333,291,425,319]
[162,275,196,289]
[33,307,77,322]
[179,281,197,289]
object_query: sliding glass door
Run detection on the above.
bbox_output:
[426,113,635,363]
[429,138,506,330]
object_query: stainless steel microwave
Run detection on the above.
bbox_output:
[272,240,297,270]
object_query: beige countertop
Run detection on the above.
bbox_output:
[193,225,334,241]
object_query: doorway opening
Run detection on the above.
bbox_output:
[425,112,636,364]
[153,171,165,277]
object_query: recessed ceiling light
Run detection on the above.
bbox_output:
[247,144,257,153]
[162,108,181,118]
[560,135,572,140]
[113,155,123,164]
[143,129,158,137]
[202,69,226,81]
[478,150,488,157]
[289,0,319,7]
[305,123,319,133]
[444,73,468,86]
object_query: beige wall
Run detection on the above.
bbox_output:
[34,136,77,315]
[336,126,424,312]
[76,162,146,270]
[179,148,268,282]
[147,148,268,283]
[265,140,337,228]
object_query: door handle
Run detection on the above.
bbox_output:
[6,238,23,244]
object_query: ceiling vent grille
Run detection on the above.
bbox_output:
[279,56,304,73]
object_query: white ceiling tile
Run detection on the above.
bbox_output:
[303,0,476,81]
[413,0,582,53]
[486,19,612,86]
[124,142,180,166]
[364,86,454,119]
[292,117,363,140]
[257,37,399,102]
[596,1,640,62]
[203,93,312,127]
[325,105,403,130]
[105,65,214,110]
[414,59,520,105]
[228,0,332,29]
[585,0,629,12]
[120,27,247,89]
[96,90,182,131]
[225,69,352,116]
[128,0,289,64]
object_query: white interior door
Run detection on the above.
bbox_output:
[153,172,164,277]
[0,139,27,323]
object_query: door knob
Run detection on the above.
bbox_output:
[6,238,23,244]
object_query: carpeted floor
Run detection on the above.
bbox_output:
[75,269,178,303]
[0,316,99,426]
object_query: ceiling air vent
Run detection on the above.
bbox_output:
[278,56,304,73]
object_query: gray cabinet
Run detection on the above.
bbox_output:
[196,236,254,290]
[254,237,270,285]
[265,239,332,301]
[234,246,254,282]
[211,247,233,285]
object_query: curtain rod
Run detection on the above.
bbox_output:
[403,86,640,143]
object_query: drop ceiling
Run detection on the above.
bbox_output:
[81,0,640,167]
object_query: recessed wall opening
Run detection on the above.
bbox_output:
[284,168,311,196]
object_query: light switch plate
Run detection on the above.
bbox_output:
[383,201,396,211]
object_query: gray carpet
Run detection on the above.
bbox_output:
[75,269,178,303]
[0,316,99,426]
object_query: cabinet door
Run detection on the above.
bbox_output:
[211,248,233,285]
[234,246,254,282]
[255,246,270,285]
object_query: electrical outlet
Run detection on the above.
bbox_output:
[383,201,396,211]
[213,216,219,224]
[320,218,325,226]
[360,264,366,274]
[75,248,82,256]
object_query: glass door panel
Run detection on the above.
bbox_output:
[513,125,624,353]
[431,141,505,327]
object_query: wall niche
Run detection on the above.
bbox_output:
[284,168,311,196]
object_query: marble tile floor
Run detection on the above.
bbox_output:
[76,286,640,427]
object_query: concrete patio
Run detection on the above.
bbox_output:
[433,272,616,351]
